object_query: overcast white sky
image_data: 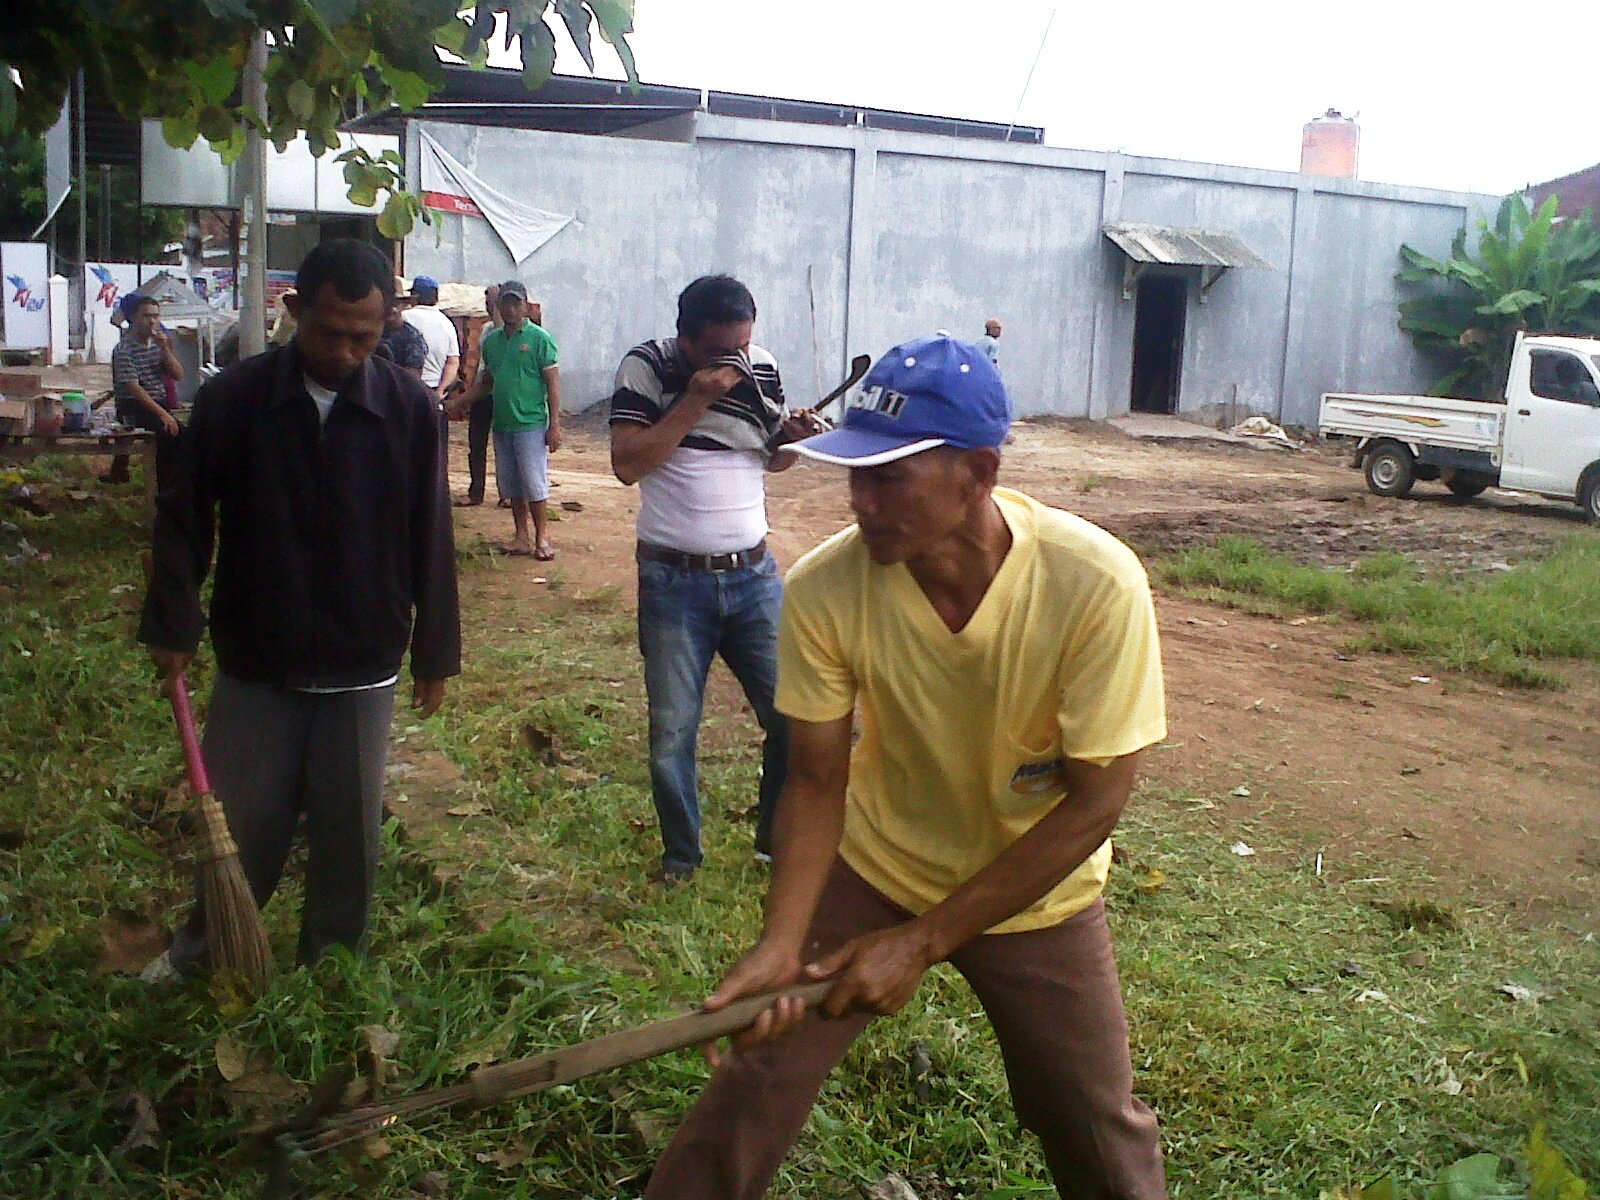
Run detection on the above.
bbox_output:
[535,0,1598,196]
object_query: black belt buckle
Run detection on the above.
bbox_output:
[639,541,764,573]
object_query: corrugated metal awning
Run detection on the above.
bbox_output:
[1102,222,1274,270]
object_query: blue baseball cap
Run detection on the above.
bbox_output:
[410,275,440,296]
[794,335,1011,466]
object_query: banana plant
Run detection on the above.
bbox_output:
[1397,195,1600,399]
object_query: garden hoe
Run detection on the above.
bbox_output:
[246,980,834,1198]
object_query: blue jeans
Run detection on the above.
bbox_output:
[637,554,789,871]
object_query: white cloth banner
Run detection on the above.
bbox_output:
[33,102,73,239]
[2,243,51,350]
[418,130,573,264]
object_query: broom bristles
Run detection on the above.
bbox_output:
[197,792,274,996]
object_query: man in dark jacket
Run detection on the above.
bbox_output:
[139,239,461,977]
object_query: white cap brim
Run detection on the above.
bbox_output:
[791,432,949,467]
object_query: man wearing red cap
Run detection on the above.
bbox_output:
[644,335,1169,1200]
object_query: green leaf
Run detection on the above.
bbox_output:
[521,20,557,90]
[161,112,201,149]
[1356,1176,1400,1200]
[1427,1153,1516,1200]
[555,0,595,70]
[196,104,235,143]
[383,67,432,110]
[348,181,379,208]
[377,191,417,239]
[1478,289,1545,316]
[217,123,248,165]
[1528,1124,1589,1200]
[589,0,637,84]
[465,0,497,55]
[1399,243,1451,275]
[184,54,239,106]
[287,78,315,119]
[311,0,359,24]
[433,15,475,55]
[201,0,256,17]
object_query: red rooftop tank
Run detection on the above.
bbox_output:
[1301,109,1360,179]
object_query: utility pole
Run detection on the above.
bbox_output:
[76,70,88,353]
[238,32,269,357]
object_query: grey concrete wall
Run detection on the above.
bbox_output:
[406,121,852,410]
[406,114,1500,423]
[867,154,1106,415]
[1284,191,1485,422]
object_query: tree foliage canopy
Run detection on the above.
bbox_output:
[1397,194,1600,399]
[0,0,636,237]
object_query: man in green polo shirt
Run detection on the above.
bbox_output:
[454,280,563,558]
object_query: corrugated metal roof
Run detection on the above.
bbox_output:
[349,66,1045,144]
[1102,222,1275,270]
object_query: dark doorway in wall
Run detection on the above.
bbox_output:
[1130,275,1187,413]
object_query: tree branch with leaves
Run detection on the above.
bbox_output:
[0,0,637,238]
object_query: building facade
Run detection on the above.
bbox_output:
[403,106,1497,425]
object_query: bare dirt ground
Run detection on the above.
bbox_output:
[443,417,1600,930]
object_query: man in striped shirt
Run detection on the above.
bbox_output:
[106,293,184,485]
[609,275,822,884]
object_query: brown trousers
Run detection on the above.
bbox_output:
[645,861,1167,1200]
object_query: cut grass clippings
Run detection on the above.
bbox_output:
[0,461,1596,1197]
[1155,533,1600,686]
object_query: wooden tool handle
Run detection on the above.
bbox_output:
[168,674,212,796]
[468,979,835,1107]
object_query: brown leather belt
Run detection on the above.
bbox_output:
[636,539,768,573]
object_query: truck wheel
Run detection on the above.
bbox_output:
[1364,443,1415,498]
[1446,475,1489,499]
[1581,472,1600,523]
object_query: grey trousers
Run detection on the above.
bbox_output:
[169,673,396,970]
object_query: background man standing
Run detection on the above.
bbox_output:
[139,239,460,978]
[453,281,561,558]
[105,293,183,486]
[978,316,1003,366]
[381,296,427,378]
[644,336,1168,1200]
[456,283,503,508]
[608,275,819,884]
[403,275,461,404]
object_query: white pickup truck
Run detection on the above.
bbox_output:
[1319,333,1600,522]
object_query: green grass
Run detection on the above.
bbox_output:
[1156,535,1600,686]
[1,462,1596,1198]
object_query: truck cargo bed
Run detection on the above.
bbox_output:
[1319,393,1505,454]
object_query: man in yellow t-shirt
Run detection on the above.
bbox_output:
[645,335,1168,1200]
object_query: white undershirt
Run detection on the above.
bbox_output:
[304,375,338,426]
[402,306,460,389]
[296,374,399,694]
[636,446,769,554]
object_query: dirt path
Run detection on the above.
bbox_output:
[442,420,1600,928]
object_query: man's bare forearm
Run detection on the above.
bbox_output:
[545,368,562,428]
[451,374,490,415]
[611,392,716,484]
[762,775,847,952]
[912,755,1140,961]
[128,381,167,419]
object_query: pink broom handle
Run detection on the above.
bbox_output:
[168,675,213,795]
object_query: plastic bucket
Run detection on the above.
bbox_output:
[61,391,89,433]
